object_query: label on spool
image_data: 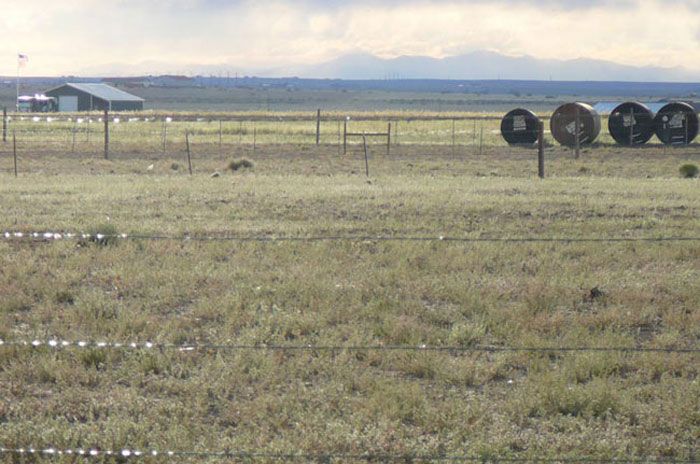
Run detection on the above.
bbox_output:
[669,113,685,128]
[565,121,576,135]
[622,114,636,127]
[513,115,526,132]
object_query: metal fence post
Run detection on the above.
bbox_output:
[71,122,77,153]
[218,120,223,159]
[162,119,167,155]
[2,107,6,143]
[13,130,18,177]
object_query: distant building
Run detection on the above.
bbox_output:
[17,94,57,113]
[44,83,144,111]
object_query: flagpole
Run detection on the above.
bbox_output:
[16,64,19,111]
[16,53,20,111]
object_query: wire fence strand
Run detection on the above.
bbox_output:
[3,231,700,243]
[2,340,697,354]
[0,447,697,463]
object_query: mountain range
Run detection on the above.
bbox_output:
[73,50,699,83]
[279,51,697,82]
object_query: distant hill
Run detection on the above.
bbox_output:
[285,51,697,82]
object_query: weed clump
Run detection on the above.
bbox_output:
[170,162,181,171]
[54,290,75,305]
[679,163,698,178]
[80,349,107,370]
[228,158,254,172]
[85,223,120,246]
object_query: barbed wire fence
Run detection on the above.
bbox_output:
[3,110,699,165]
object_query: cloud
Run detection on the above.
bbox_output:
[3,0,700,76]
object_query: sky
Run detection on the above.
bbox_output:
[3,0,700,77]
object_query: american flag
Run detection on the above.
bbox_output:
[18,53,29,67]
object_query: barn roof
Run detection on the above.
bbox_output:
[46,83,144,102]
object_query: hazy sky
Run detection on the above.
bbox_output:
[4,0,700,76]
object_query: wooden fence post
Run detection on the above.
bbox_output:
[387,122,391,156]
[316,109,321,145]
[362,135,370,177]
[479,124,484,156]
[2,107,6,143]
[343,119,347,155]
[186,131,193,175]
[103,109,109,160]
[538,121,545,179]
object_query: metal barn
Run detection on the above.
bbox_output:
[44,83,144,112]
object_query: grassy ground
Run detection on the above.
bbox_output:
[0,148,698,462]
[2,140,700,180]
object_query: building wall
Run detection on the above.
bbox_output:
[45,86,94,111]
[45,85,144,111]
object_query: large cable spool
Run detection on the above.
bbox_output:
[500,108,540,145]
[654,102,698,145]
[550,102,601,147]
[608,102,655,146]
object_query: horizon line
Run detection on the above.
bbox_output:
[4,75,700,85]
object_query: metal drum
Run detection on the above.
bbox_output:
[500,108,540,145]
[608,102,655,146]
[550,102,601,147]
[654,102,698,145]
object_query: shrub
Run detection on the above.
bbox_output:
[170,162,181,171]
[228,158,254,172]
[86,223,120,246]
[679,163,699,178]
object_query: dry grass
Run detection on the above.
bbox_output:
[0,148,698,461]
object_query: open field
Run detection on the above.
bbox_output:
[0,85,593,112]
[0,144,698,462]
